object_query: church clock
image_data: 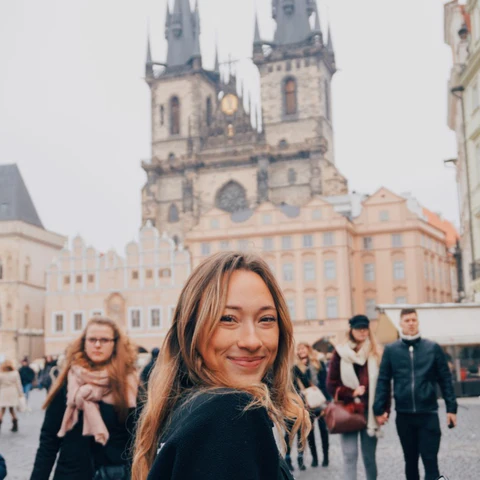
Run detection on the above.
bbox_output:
[221,93,239,115]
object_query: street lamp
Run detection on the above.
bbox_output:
[450,84,477,283]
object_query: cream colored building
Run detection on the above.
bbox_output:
[44,224,191,355]
[445,0,480,299]
[0,164,65,362]
[185,188,458,345]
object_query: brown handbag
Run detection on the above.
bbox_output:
[324,391,367,434]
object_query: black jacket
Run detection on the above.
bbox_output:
[373,338,457,416]
[19,365,35,386]
[30,385,136,480]
[0,454,6,480]
[147,390,293,480]
[293,360,331,401]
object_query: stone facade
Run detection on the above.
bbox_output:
[44,224,191,355]
[185,188,458,345]
[141,0,347,241]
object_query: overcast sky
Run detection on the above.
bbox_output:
[0,0,459,253]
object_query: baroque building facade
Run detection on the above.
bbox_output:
[141,0,348,241]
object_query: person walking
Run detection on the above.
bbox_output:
[373,308,458,480]
[132,252,310,480]
[327,315,388,480]
[0,360,24,433]
[30,317,139,480]
[18,358,35,401]
[140,347,160,390]
[37,355,57,392]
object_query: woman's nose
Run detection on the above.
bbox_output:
[237,323,262,351]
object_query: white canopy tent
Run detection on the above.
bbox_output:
[376,303,480,346]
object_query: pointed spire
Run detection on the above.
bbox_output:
[254,9,262,44]
[272,0,312,46]
[145,31,153,77]
[327,23,334,54]
[214,40,220,73]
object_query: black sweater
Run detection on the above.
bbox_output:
[147,390,293,480]
[30,385,136,480]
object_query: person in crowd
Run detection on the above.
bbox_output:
[373,308,457,480]
[18,357,36,401]
[0,360,24,433]
[30,317,139,480]
[327,315,387,480]
[285,342,330,472]
[0,453,6,480]
[140,347,160,390]
[37,355,57,392]
[132,251,310,480]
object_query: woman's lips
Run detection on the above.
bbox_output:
[228,357,265,368]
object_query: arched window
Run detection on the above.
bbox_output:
[206,96,213,126]
[215,181,248,213]
[170,96,180,135]
[160,105,165,126]
[284,78,297,115]
[24,257,31,282]
[24,305,30,328]
[168,203,179,223]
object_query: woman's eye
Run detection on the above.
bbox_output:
[220,315,236,323]
[260,316,277,323]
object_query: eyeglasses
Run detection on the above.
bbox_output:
[86,337,115,346]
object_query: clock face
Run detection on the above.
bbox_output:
[221,93,239,115]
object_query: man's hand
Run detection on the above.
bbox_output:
[352,385,366,397]
[447,413,457,428]
[375,413,389,426]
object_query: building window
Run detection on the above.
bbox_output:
[282,236,292,250]
[168,203,179,223]
[129,308,142,329]
[303,261,316,281]
[312,209,322,220]
[23,305,30,328]
[393,260,405,280]
[364,263,375,282]
[215,181,248,213]
[262,213,272,225]
[283,263,294,282]
[287,299,296,321]
[305,298,317,320]
[366,299,376,319]
[168,305,176,322]
[159,268,172,278]
[132,270,139,280]
[170,96,180,135]
[392,234,403,247]
[201,243,211,256]
[263,238,274,251]
[424,263,429,280]
[149,307,162,328]
[238,239,249,251]
[363,237,373,250]
[220,240,230,250]
[88,274,95,283]
[91,310,104,317]
[379,210,389,222]
[395,296,407,304]
[160,105,165,126]
[287,168,297,185]
[326,296,338,319]
[324,260,336,280]
[72,312,84,332]
[303,234,314,248]
[284,77,297,115]
[323,232,334,246]
[53,313,65,333]
[210,218,220,229]
[146,269,153,279]
[64,275,70,285]
[206,96,213,126]
[24,258,31,282]
[75,275,82,284]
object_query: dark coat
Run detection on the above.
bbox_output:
[19,365,35,386]
[147,390,294,480]
[293,360,331,401]
[373,338,457,415]
[30,385,136,480]
[0,454,6,480]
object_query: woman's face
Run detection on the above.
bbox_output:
[84,324,116,365]
[198,270,280,387]
[351,327,369,344]
[297,344,308,360]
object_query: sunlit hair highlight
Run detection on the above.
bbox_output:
[295,342,321,372]
[1,360,14,372]
[132,251,310,480]
[43,317,137,420]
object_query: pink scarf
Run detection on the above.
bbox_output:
[58,365,111,445]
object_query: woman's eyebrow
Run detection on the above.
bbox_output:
[225,305,276,312]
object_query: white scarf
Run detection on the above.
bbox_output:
[400,332,421,341]
[335,339,382,438]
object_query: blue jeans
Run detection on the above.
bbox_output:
[340,428,378,480]
[23,383,33,400]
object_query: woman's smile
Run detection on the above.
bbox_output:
[227,356,266,369]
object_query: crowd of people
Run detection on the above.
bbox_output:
[0,251,458,480]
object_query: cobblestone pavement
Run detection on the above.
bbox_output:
[0,390,479,479]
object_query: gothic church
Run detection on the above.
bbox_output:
[141,0,348,240]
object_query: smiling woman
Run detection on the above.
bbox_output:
[132,251,310,480]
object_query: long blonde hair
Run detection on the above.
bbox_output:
[295,342,321,372]
[132,251,310,480]
[44,317,137,421]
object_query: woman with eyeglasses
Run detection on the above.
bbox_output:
[30,317,139,480]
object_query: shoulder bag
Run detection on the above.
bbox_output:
[324,390,367,434]
[296,378,327,410]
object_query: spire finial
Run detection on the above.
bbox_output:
[145,27,153,77]
[214,34,220,73]
[254,8,262,44]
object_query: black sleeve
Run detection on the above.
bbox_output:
[30,388,66,480]
[317,362,331,401]
[149,393,281,480]
[434,344,458,414]
[0,454,7,480]
[373,346,392,416]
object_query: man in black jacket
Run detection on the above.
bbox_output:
[373,308,457,480]
[18,358,35,400]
